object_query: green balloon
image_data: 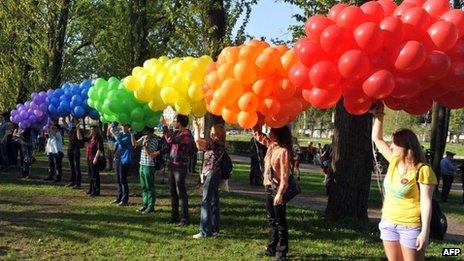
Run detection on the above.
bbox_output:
[108,77,119,86]
[118,113,130,124]
[94,78,108,89]
[131,121,144,132]
[88,87,99,100]
[130,107,144,122]
[118,82,126,90]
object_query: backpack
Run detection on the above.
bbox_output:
[219,151,233,179]
[154,136,165,171]
[416,164,447,240]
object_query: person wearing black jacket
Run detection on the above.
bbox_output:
[65,117,82,189]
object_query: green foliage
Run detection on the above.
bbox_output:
[449,109,464,138]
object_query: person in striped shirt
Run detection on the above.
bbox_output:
[132,126,160,214]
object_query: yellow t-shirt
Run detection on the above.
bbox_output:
[381,156,438,227]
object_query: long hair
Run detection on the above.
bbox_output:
[392,129,427,166]
[270,126,294,164]
[211,124,226,143]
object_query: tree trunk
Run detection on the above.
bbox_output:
[48,0,70,89]
[430,102,450,178]
[325,100,373,225]
[129,0,149,67]
[203,0,226,137]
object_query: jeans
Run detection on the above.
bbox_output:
[47,152,63,181]
[265,186,288,256]
[68,147,81,186]
[169,167,189,222]
[116,162,130,203]
[441,175,454,202]
[200,170,220,236]
[20,144,32,177]
[140,165,156,209]
[87,160,100,195]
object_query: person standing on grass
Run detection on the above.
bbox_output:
[249,137,266,186]
[292,137,302,181]
[161,114,193,226]
[109,124,132,206]
[106,122,119,172]
[131,126,160,214]
[64,117,82,189]
[44,123,64,183]
[440,151,458,203]
[13,128,33,178]
[252,124,292,261]
[0,115,10,172]
[306,141,315,164]
[372,102,437,261]
[77,126,104,197]
[192,122,226,238]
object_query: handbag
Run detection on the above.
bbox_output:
[268,167,301,203]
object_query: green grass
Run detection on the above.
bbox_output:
[0,156,463,260]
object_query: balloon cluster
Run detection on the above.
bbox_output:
[203,39,308,128]
[124,55,213,117]
[87,77,161,131]
[47,80,99,119]
[292,0,464,115]
[10,91,49,129]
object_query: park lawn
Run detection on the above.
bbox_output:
[1,156,462,260]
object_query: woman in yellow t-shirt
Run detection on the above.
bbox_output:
[372,103,437,261]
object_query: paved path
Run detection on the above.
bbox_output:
[228,155,464,242]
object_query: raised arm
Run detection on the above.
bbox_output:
[192,119,207,151]
[372,103,393,162]
[251,125,271,147]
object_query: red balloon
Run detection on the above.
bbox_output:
[391,41,426,72]
[305,15,334,41]
[344,98,373,115]
[402,0,425,7]
[446,38,464,62]
[380,16,404,51]
[354,22,383,53]
[440,62,464,91]
[361,1,385,23]
[320,25,354,56]
[390,74,423,99]
[309,61,341,89]
[371,50,392,71]
[393,3,415,17]
[341,80,370,103]
[281,97,303,118]
[259,96,281,116]
[264,113,290,128]
[338,50,370,80]
[304,87,342,109]
[383,96,405,110]
[420,84,448,99]
[377,0,398,16]
[294,38,327,67]
[328,3,348,22]
[440,10,464,37]
[426,20,459,52]
[362,70,395,99]
[336,6,367,29]
[404,96,433,115]
[418,50,451,81]
[400,7,432,40]
[422,0,451,19]
[438,91,464,109]
[288,62,310,88]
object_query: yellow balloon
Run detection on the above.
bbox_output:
[188,84,204,102]
[155,69,169,87]
[132,66,145,78]
[134,87,153,102]
[192,101,207,118]
[124,76,141,91]
[186,70,204,85]
[146,62,161,77]
[175,99,191,116]
[160,87,178,105]
[148,98,167,111]
[158,56,169,64]
[199,55,213,64]
[143,59,157,69]
[139,74,156,91]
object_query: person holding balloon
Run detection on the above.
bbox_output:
[77,126,104,197]
[44,123,64,183]
[372,102,437,260]
[13,128,33,179]
[252,124,292,261]
[63,117,83,189]
[109,123,133,206]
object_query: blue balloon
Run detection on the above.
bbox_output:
[89,109,100,120]
[71,95,83,104]
[73,106,85,118]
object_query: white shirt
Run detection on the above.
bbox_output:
[46,132,63,154]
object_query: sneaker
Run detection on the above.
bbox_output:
[111,199,121,204]
[192,233,207,239]
[137,206,147,212]
[142,208,154,214]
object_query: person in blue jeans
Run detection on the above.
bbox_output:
[192,122,226,238]
[109,123,132,206]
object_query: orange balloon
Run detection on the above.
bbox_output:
[252,78,275,97]
[259,96,281,116]
[282,97,303,118]
[208,100,224,116]
[234,60,256,84]
[238,92,259,112]
[243,84,253,92]
[224,46,240,63]
[205,71,221,89]
[264,113,289,128]
[255,52,278,76]
[206,63,216,73]
[237,111,258,129]
[221,107,238,124]
[217,62,235,81]
[204,89,214,103]
[281,49,298,72]
[213,78,243,106]
[247,39,270,51]
[272,79,296,100]
[275,45,289,55]
[238,45,261,61]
